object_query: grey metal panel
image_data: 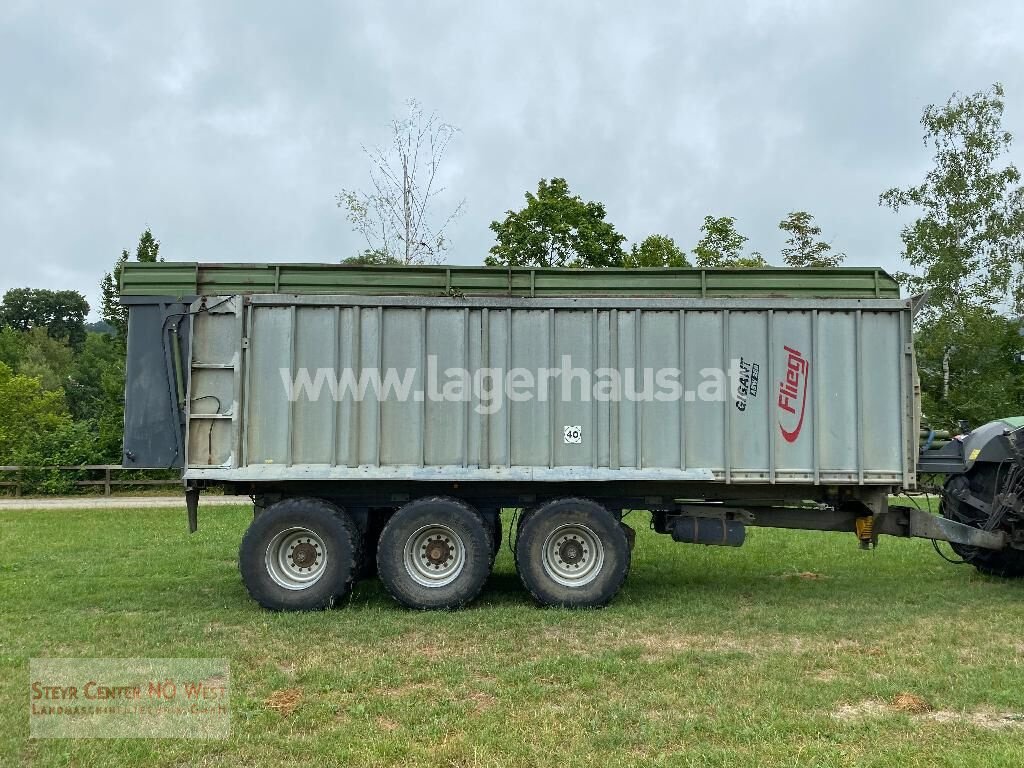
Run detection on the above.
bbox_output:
[122,300,191,468]
[423,308,469,467]
[728,311,770,481]
[616,309,638,470]
[861,312,903,474]
[486,309,509,467]
[640,311,682,469]
[509,310,550,467]
[553,311,594,468]
[244,305,291,466]
[379,308,423,466]
[682,312,725,475]
[186,293,914,486]
[357,307,382,466]
[817,312,858,473]
[772,311,813,481]
[184,465,718,482]
[291,307,336,465]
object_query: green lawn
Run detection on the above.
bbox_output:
[2,503,1024,767]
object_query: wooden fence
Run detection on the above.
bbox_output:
[0,465,180,497]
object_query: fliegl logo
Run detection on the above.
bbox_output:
[777,345,809,443]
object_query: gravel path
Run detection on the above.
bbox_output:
[0,495,249,510]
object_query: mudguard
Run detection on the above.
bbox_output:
[959,417,1024,470]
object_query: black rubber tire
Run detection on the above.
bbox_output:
[239,497,361,611]
[376,496,493,610]
[943,466,1024,578]
[514,497,630,608]
[513,505,539,549]
[490,511,503,562]
[357,508,392,580]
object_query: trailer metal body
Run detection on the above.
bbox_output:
[120,263,1024,610]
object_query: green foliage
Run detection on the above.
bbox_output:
[487,178,626,268]
[692,216,768,268]
[0,326,74,391]
[880,84,1024,426]
[0,327,24,370]
[342,249,405,266]
[13,420,105,494]
[915,309,1023,430]
[0,288,89,349]
[65,332,125,461]
[16,327,74,392]
[880,83,1024,314]
[622,235,690,268]
[0,331,122,482]
[0,362,71,464]
[101,227,161,337]
[779,211,845,267]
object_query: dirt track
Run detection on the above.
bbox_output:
[0,495,249,510]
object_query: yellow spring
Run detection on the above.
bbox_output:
[855,515,875,543]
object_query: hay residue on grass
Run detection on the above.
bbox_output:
[833,696,1024,730]
[892,693,932,714]
[265,688,302,717]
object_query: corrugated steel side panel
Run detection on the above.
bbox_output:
[123,262,901,299]
[184,295,915,487]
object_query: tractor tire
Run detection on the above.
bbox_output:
[943,466,1024,578]
[514,497,630,608]
[239,497,361,610]
[376,496,493,610]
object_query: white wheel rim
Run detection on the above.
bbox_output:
[404,524,466,588]
[541,523,604,587]
[265,526,328,590]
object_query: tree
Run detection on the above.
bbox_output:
[63,332,125,461]
[880,83,1024,314]
[622,235,690,268]
[778,211,845,267]
[338,100,465,265]
[915,309,1023,429]
[342,249,404,266]
[0,288,89,349]
[15,327,74,392]
[692,216,768,268]
[487,178,626,268]
[0,362,70,463]
[101,227,161,337]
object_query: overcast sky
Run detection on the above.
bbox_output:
[2,1,1022,316]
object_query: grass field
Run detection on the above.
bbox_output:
[2,502,1024,767]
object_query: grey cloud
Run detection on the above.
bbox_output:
[1,1,1022,316]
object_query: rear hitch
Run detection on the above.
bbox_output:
[882,506,1007,551]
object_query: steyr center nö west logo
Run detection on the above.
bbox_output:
[777,345,809,443]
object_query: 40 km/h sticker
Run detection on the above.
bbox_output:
[564,426,582,444]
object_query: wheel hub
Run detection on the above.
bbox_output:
[424,536,454,567]
[290,541,319,568]
[265,527,329,591]
[541,524,605,587]
[557,537,586,565]
[405,525,466,587]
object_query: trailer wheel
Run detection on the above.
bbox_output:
[376,496,493,610]
[515,497,630,608]
[943,466,1024,578]
[239,497,361,611]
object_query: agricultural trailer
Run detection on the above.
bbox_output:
[119,263,1024,610]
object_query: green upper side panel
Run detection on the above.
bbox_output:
[120,262,902,299]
